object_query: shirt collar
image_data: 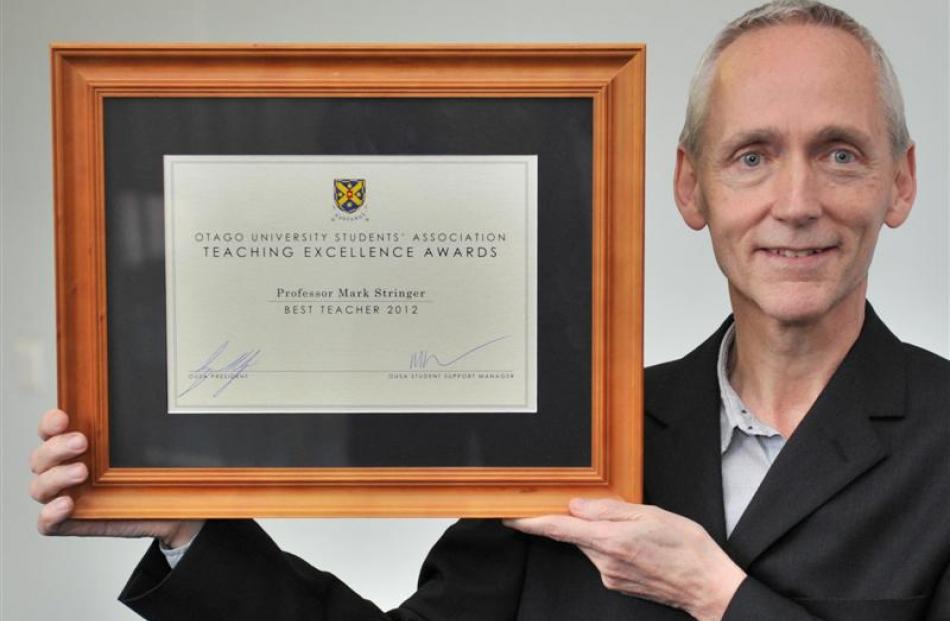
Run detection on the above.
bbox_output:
[717,321,783,453]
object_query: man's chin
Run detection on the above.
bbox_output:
[758,304,830,327]
[732,286,848,327]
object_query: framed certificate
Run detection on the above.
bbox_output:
[165,154,538,414]
[51,44,645,517]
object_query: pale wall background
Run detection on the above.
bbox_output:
[2,0,947,619]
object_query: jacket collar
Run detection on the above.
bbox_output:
[644,318,733,546]
[645,303,906,566]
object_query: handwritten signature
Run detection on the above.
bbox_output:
[408,335,510,370]
[178,341,262,398]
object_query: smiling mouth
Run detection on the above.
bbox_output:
[762,247,836,258]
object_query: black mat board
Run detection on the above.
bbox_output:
[104,97,592,468]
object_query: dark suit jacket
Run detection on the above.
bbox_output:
[120,306,950,620]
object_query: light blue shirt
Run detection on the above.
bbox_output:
[159,538,193,568]
[717,322,787,537]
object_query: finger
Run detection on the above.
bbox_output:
[568,497,647,522]
[577,545,641,577]
[29,462,88,504]
[577,543,609,566]
[40,517,120,538]
[30,432,87,474]
[38,409,69,441]
[503,515,604,547]
[37,495,75,535]
[37,504,121,538]
[578,544,670,602]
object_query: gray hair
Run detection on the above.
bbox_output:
[678,0,910,158]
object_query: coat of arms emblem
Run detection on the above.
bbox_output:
[334,179,366,214]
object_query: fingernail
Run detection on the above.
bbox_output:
[69,463,85,478]
[52,497,71,512]
[67,434,85,451]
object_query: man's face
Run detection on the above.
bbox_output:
[674,24,916,326]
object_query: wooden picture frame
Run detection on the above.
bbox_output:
[51,44,645,518]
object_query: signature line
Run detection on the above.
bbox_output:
[410,335,511,370]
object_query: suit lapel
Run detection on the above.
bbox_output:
[725,305,906,568]
[645,321,731,547]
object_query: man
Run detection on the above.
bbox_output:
[29,1,950,619]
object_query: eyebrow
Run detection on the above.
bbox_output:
[716,128,782,160]
[810,125,875,154]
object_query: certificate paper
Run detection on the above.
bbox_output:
[165,155,537,413]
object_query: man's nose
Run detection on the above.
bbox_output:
[770,154,821,225]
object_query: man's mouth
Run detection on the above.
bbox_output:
[761,246,836,258]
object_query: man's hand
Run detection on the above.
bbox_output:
[29,409,203,548]
[504,498,746,621]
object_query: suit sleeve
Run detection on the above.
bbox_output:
[119,518,527,621]
[925,562,950,620]
[722,577,823,621]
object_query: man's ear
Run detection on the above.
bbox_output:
[884,143,916,229]
[674,147,707,230]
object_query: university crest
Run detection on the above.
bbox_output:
[334,179,366,214]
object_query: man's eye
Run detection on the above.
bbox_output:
[831,149,856,164]
[740,152,763,167]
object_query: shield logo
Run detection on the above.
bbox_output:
[334,179,366,214]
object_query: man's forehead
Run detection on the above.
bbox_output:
[715,23,876,100]
[704,22,885,146]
